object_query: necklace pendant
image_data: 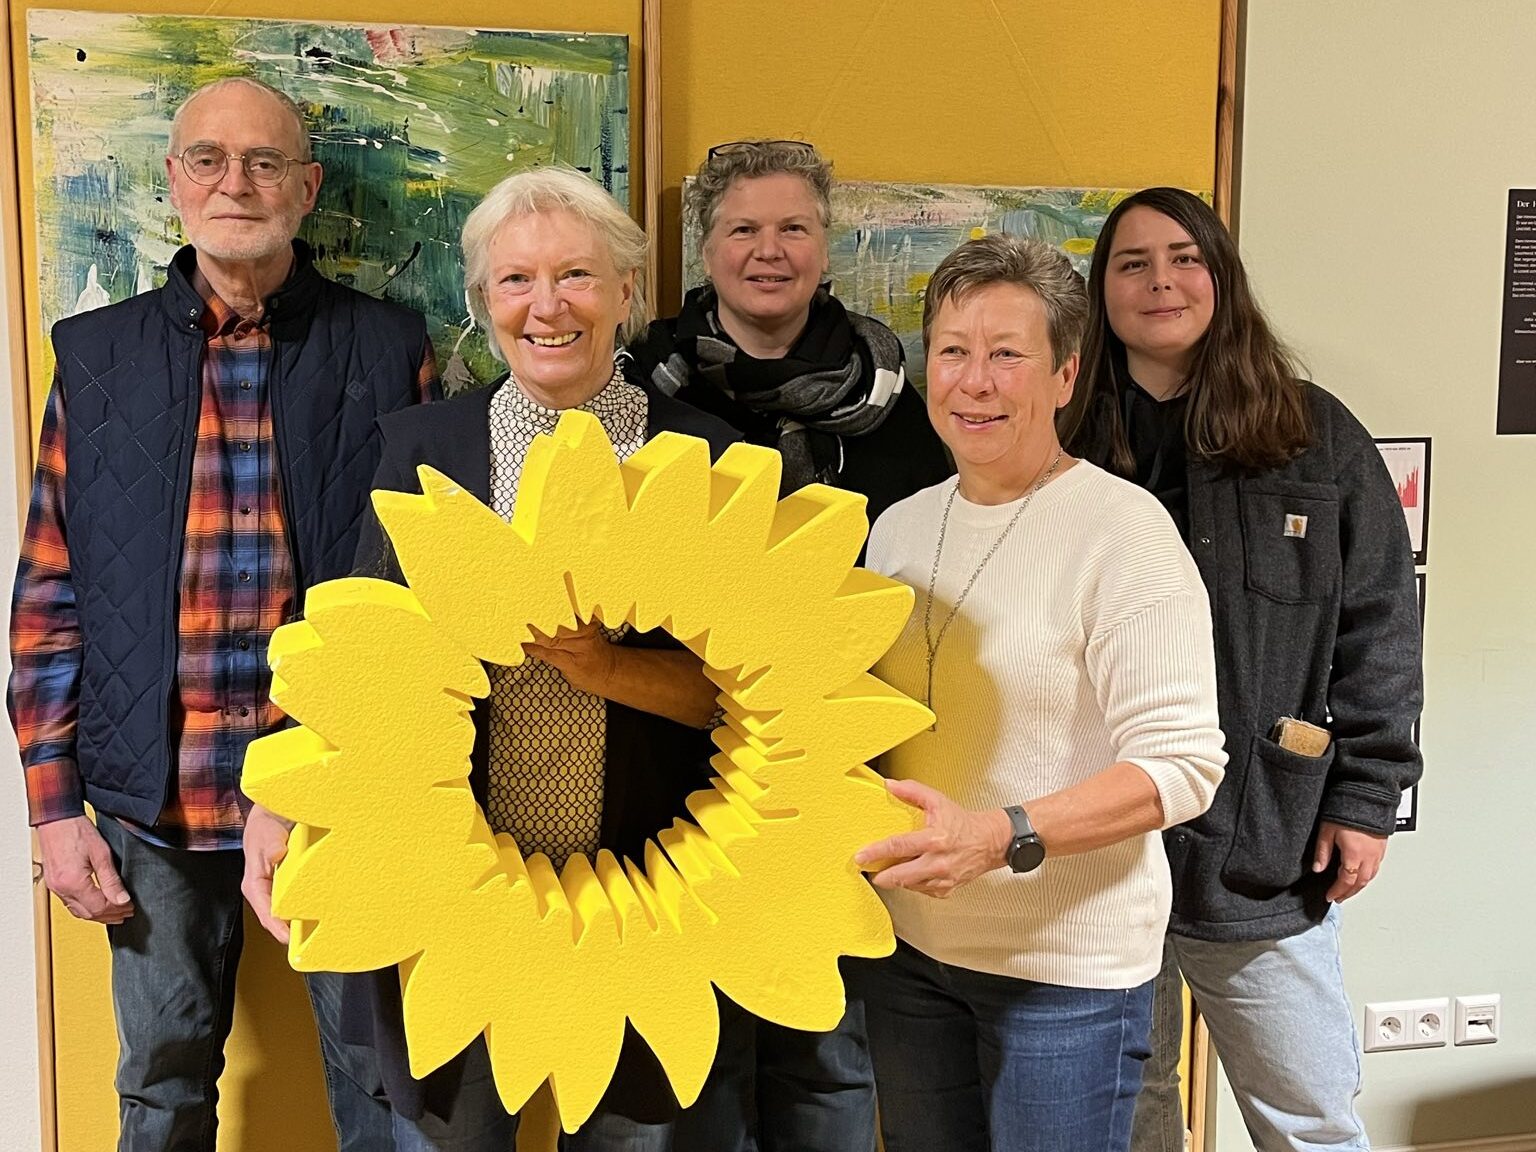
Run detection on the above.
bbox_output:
[924,658,937,732]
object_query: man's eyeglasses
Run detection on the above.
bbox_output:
[706,139,817,161]
[177,144,307,187]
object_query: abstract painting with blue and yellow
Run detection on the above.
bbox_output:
[27,10,630,392]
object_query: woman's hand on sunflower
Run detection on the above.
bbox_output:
[856,778,1012,899]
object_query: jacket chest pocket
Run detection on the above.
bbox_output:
[1238,480,1341,604]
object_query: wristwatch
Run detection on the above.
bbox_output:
[1003,804,1046,874]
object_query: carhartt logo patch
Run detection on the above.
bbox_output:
[1283,513,1309,538]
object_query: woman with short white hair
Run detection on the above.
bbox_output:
[248,165,738,1150]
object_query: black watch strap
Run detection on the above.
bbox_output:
[1003,804,1046,874]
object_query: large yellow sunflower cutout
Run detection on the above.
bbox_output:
[242,411,930,1133]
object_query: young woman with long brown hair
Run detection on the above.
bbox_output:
[1061,187,1422,1152]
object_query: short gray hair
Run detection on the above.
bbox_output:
[169,77,313,162]
[922,234,1088,371]
[461,166,650,360]
[687,140,833,242]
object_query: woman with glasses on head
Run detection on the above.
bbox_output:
[628,138,950,1152]
[631,139,950,543]
[1061,188,1422,1152]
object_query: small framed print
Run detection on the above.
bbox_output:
[1396,574,1425,832]
[1396,711,1423,832]
[1397,780,1419,832]
[1375,438,1431,565]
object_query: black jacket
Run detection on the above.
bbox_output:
[1153,384,1423,942]
[345,372,739,1123]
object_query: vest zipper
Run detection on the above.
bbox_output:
[268,337,305,606]
[161,331,203,820]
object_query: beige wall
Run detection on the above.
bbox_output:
[1228,2,1536,1147]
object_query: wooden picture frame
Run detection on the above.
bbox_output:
[1188,3,1243,1144]
[0,14,56,1149]
[5,0,1242,1145]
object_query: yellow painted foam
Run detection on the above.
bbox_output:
[241,411,930,1133]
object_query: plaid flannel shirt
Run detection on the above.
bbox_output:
[9,277,438,850]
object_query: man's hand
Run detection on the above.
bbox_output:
[523,621,618,698]
[854,778,1012,899]
[242,803,294,944]
[1314,820,1388,903]
[36,815,134,924]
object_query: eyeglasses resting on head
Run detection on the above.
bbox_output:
[705,139,817,161]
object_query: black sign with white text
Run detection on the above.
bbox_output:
[1498,189,1536,433]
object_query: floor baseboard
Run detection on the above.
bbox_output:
[1377,1136,1536,1152]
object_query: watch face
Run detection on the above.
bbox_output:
[1010,837,1046,874]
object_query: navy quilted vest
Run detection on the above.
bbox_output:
[52,242,433,826]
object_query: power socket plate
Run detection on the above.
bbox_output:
[1364,998,1449,1051]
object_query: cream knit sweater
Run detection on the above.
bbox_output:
[867,461,1227,989]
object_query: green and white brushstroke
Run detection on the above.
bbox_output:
[28,10,629,388]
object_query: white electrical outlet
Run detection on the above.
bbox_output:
[1454,994,1500,1045]
[1364,998,1449,1051]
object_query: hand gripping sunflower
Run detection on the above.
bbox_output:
[241,411,930,1132]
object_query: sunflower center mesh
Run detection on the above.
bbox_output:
[485,365,648,868]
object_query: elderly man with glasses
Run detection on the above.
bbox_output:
[9,75,439,1150]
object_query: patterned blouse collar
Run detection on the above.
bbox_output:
[493,359,640,426]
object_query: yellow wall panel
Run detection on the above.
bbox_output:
[656,0,1221,306]
[18,3,1221,1147]
[51,904,336,1150]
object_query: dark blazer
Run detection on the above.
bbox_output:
[1149,383,1423,943]
[347,370,740,1124]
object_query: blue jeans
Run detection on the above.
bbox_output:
[855,940,1153,1152]
[672,979,876,1152]
[1129,908,1369,1152]
[390,1035,677,1151]
[304,967,401,1149]
[98,815,393,1151]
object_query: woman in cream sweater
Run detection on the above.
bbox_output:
[853,233,1227,1152]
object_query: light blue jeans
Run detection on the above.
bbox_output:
[1130,906,1369,1152]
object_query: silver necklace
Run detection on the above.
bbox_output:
[922,449,1064,727]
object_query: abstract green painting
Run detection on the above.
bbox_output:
[683,181,1216,387]
[28,10,629,388]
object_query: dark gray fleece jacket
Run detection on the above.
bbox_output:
[1162,383,1423,942]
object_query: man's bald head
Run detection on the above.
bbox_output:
[169,77,311,162]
